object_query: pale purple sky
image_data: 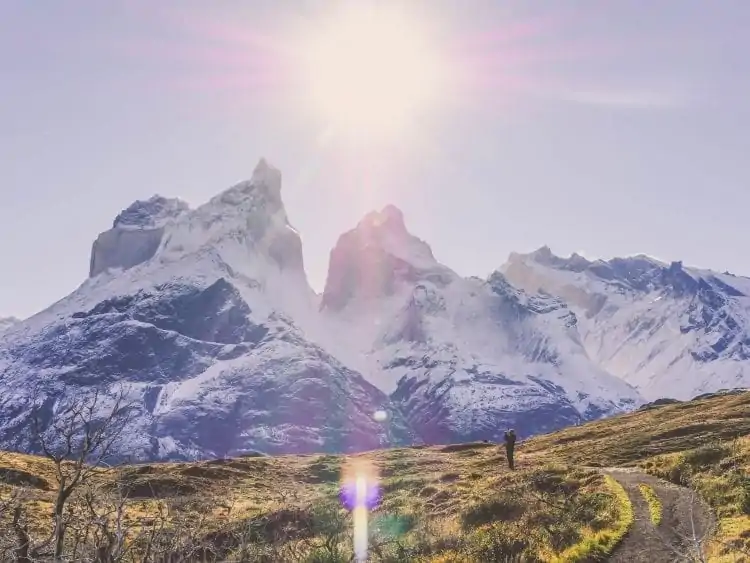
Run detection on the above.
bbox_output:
[2,1,750,318]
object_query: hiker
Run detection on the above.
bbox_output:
[504,429,517,470]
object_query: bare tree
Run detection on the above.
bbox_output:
[29,385,134,561]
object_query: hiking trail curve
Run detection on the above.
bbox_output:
[602,467,714,562]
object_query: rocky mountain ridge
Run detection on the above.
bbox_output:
[502,247,750,400]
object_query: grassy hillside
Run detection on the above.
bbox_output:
[0,445,629,561]
[0,390,748,561]
[522,389,750,561]
[521,389,750,466]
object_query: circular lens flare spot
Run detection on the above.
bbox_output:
[339,473,381,511]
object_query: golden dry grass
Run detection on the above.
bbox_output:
[1,390,749,561]
[0,445,629,561]
[521,390,750,561]
[520,390,750,467]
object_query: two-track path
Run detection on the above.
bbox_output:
[602,468,713,562]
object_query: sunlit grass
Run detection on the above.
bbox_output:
[0,445,628,561]
[2,390,750,560]
[551,475,633,562]
[638,483,662,526]
[642,437,750,560]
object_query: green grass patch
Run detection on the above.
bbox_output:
[551,475,634,562]
[638,484,662,526]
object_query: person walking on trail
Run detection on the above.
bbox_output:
[504,429,517,470]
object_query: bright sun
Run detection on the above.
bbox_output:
[299,5,444,138]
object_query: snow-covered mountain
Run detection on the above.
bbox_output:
[0,160,645,460]
[0,317,20,334]
[0,160,413,460]
[89,195,190,278]
[315,208,641,443]
[502,247,750,400]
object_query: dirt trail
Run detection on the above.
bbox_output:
[602,468,713,562]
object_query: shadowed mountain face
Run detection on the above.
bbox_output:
[89,196,190,278]
[0,161,687,461]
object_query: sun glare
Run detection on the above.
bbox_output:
[300,5,444,138]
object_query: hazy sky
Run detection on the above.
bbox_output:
[2,1,750,319]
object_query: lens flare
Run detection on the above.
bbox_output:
[353,475,368,562]
[298,3,445,139]
[373,410,388,422]
[340,459,381,562]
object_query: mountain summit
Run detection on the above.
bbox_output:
[90,196,190,278]
[321,204,449,311]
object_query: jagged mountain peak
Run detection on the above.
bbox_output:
[502,246,750,400]
[529,245,555,262]
[509,246,594,272]
[350,205,438,269]
[321,207,451,311]
[513,246,665,268]
[253,156,279,179]
[358,204,407,232]
[213,158,283,208]
[508,247,685,290]
[158,159,304,279]
[112,196,190,230]
[90,196,190,278]
[163,159,301,253]
[511,247,750,300]
[89,157,307,295]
